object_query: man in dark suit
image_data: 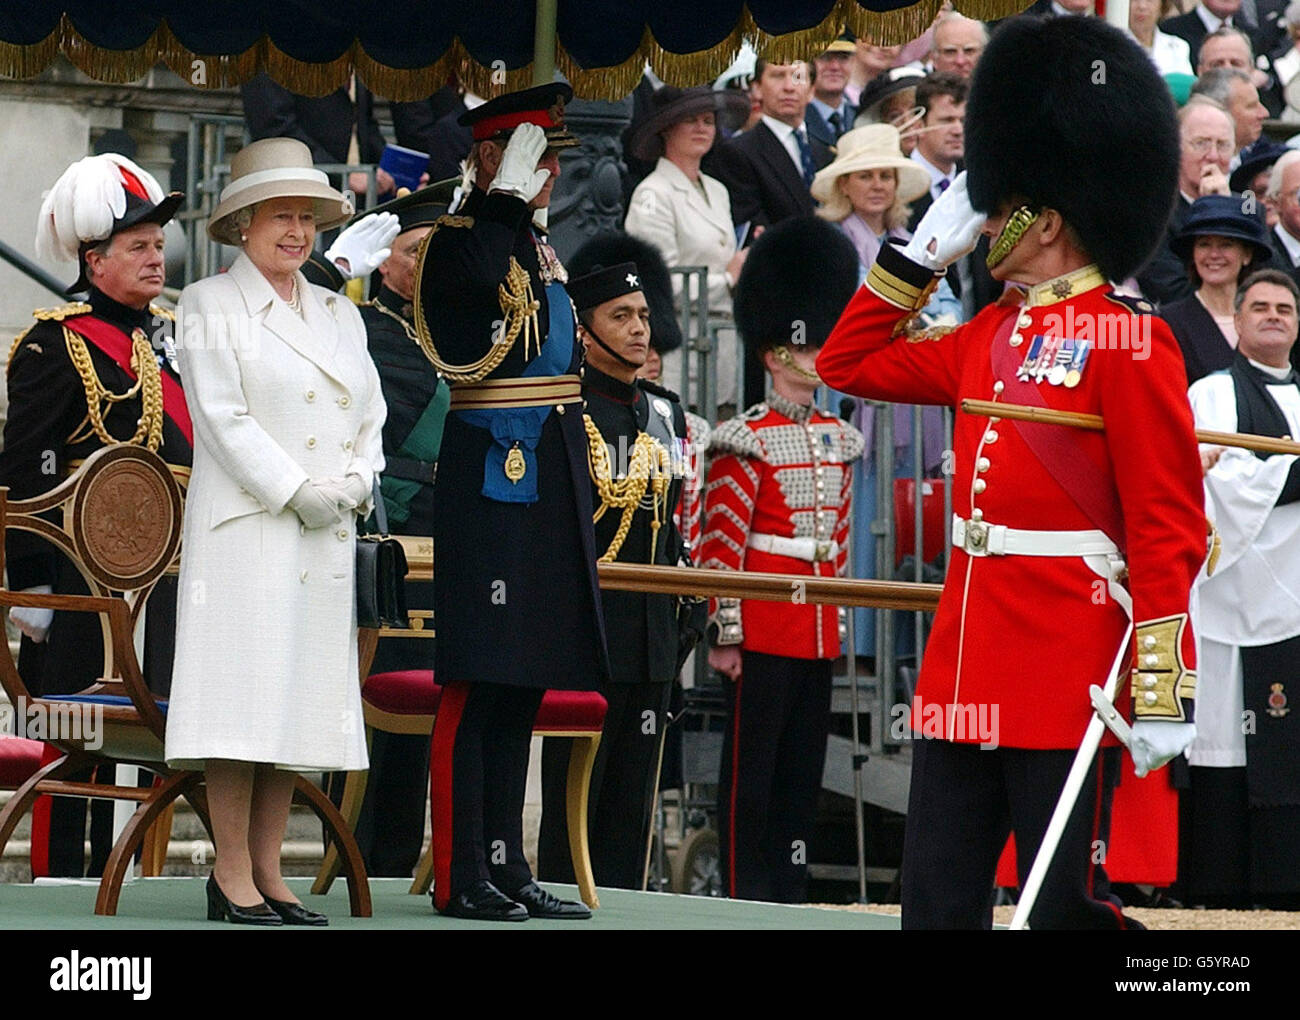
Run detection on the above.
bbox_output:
[241,72,395,200]
[708,58,832,401]
[1193,23,1285,116]
[708,58,832,237]
[1267,150,1300,289]
[1162,0,1268,56]
[806,38,858,145]
[390,84,470,180]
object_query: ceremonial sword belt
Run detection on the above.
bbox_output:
[747,532,839,563]
[448,374,582,411]
[951,514,1131,617]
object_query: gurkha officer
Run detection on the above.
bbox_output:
[537,241,696,890]
[1,154,192,877]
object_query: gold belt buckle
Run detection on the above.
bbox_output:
[964,520,988,554]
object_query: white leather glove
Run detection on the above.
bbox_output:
[288,480,348,529]
[489,122,551,204]
[323,212,401,279]
[901,172,987,271]
[10,585,53,643]
[1129,721,1196,778]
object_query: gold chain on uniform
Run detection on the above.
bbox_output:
[583,414,671,564]
[63,325,163,451]
[362,298,420,344]
[410,215,541,383]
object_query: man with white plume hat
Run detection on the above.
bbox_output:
[0,153,193,878]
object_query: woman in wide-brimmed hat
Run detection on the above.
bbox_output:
[1162,194,1276,383]
[166,137,386,926]
[624,85,750,411]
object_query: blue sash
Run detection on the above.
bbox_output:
[454,279,574,503]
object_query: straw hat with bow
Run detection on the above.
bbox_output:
[811,124,930,223]
[208,138,353,246]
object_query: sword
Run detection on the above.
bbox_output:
[1009,620,1133,930]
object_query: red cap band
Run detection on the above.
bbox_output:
[471,109,557,141]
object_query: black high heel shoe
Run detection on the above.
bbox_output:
[206,874,283,926]
[262,895,329,926]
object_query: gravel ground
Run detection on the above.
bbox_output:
[837,902,1300,930]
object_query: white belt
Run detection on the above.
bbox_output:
[952,515,1132,618]
[747,533,839,563]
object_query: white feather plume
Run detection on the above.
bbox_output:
[35,153,166,263]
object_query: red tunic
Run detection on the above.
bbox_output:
[700,393,864,661]
[818,249,1206,749]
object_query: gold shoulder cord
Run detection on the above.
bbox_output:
[363,299,420,344]
[8,303,93,373]
[583,414,671,563]
[411,219,540,383]
[63,325,163,451]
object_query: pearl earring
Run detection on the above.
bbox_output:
[240,233,248,241]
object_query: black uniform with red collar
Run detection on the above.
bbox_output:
[0,289,192,877]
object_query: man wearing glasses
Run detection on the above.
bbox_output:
[1137,98,1237,305]
[930,13,987,80]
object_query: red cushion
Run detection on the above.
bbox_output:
[0,735,44,789]
[362,672,607,731]
[364,670,441,716]
[536,690,607,732]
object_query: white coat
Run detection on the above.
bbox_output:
[625,157,741,406]
[164,252,385,772]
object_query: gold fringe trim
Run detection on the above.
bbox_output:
[0,2,1034,100]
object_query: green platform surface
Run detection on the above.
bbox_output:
[0,877,901,930]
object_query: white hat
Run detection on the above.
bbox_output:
[811,124,931,222]
[208,137,352,246]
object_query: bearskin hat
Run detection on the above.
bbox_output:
[734,215,859,357]
[964,16,1179,282]
[567,231,683,352]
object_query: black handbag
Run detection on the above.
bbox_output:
[356,478,409,629]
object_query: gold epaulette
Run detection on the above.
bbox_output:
[1131,615,1196,722]
[33,302,92,323]
[148,304,175,322]
[433,214,474,230]
[903,324,956,343]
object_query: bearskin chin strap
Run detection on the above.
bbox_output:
[986,205,1040,269]
[771,345,822,383]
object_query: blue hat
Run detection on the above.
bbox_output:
[1229,137,1290,195]
[1172,195,1272,265]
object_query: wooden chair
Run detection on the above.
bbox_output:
[312,549,608,910]
[0,445,371,916]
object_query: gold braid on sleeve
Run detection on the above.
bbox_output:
[63,325,163,451]
[583,414,671,563]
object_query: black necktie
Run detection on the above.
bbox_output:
[828,111,842,137]
[795,128,816,187]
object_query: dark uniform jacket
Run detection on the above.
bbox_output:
[359,285,446,537]
[0,288,193,696]
[418,187,608,690]
[583,366,687,685]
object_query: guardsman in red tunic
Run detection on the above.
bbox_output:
[817,17,1207,929]
[701,216,863,902]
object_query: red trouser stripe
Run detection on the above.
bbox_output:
[1088,755,1126,928]
[429,681,470,911]
[727,676,743,899]
[29,743,62,878]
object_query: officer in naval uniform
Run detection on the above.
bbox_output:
[0,153,192,877]
[817,17,1208,929]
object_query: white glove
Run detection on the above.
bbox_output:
[321,473,370,508]
[1129,721,1197,778]
[288,480,348,529]
[10,585,53,643]
[323,212,401,279]
[489,122,551,204]
[901,172,987,271]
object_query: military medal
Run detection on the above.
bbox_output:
[504,443,526,483]
[1035,335,1061,383]
[1268,682,1289,718]
[1064,339,1091,388]
[1047,338,1074,386]
[1018,335,1045,381]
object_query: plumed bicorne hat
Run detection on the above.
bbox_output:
[567,231,684,353]
[963,15,1179,282]
[734,215,859,358]
[36,153,183,294]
